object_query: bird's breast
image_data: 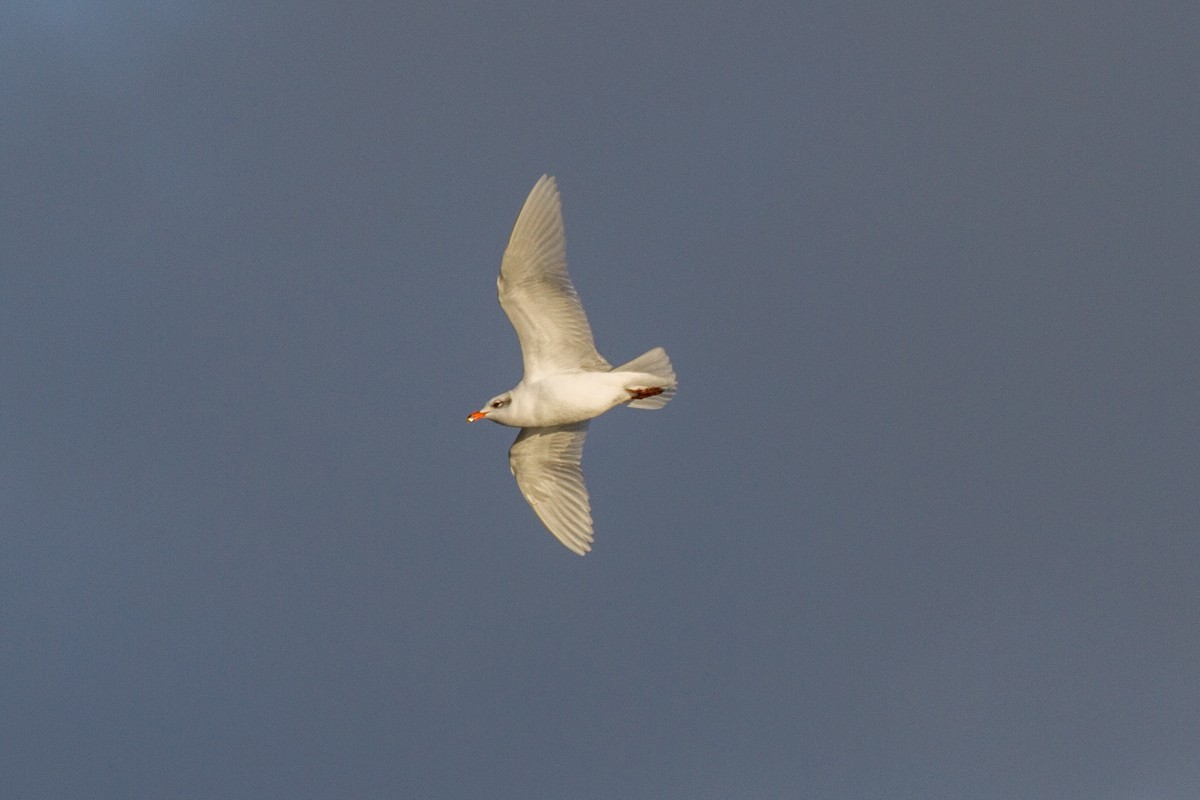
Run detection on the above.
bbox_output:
[515,373,626,427]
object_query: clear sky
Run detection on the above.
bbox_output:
[4,3,1199,798]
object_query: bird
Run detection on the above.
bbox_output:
[467,175,676,555]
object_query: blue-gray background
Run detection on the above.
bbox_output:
[4,3,1198,798]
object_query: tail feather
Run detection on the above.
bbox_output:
[613,347,676,409]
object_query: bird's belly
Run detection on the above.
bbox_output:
[519,373,626,427]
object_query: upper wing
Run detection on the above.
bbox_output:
[498,175,610,380]
[508,422,594,555]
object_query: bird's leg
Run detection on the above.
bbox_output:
[626,387,664,400]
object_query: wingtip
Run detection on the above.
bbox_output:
[551,525,593,557]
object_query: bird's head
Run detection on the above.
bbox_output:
[467,392,513,424]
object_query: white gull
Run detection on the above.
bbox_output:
[467,175,676,555]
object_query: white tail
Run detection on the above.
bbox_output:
[613,347,677,409]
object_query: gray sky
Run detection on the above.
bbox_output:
[4,2,1199,798]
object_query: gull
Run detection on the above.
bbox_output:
[467,175,676,555]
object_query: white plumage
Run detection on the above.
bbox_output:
[467,175,676,555]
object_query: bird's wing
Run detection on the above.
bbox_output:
[498,175,610,381]
[508,422,594,555]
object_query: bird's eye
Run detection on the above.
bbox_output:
[491,399,507,409]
